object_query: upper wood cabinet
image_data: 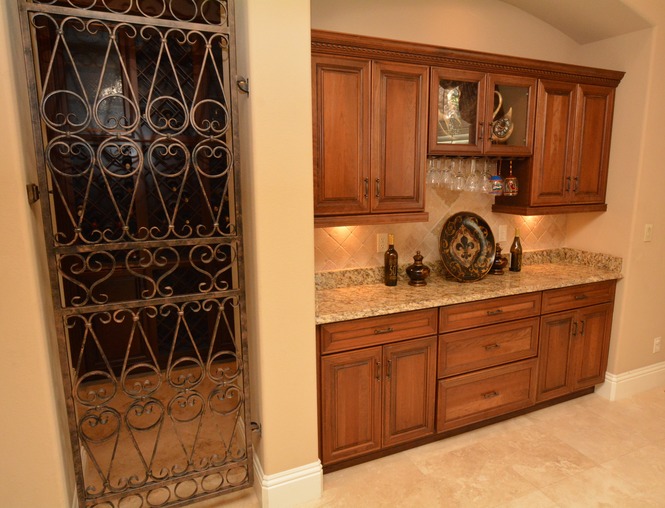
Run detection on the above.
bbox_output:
[428,68,536,156]
[312,55,429,227]
[312,30,624,219]
[493,81,617,214]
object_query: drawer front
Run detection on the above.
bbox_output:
[439,292,541,333]
[437,359,537,432]
[320,308,438,354]
[438,317,539,377]
[541,280,616,314]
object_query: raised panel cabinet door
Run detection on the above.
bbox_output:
[530,80,578,206]
[320,347,382,464]
[570,84,615,204]
[371,61,429,213]
[382,336,437,447]
[312,55,371,216]
[572,302,614,390]
[537,311,576,402]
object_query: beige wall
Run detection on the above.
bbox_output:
[236,0,319,475]
[0,2,74,506]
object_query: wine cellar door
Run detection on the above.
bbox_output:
[17,1,251,506]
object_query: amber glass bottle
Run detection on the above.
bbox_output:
[509,228,523,272]
[384,234,398,286]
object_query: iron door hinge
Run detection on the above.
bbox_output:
[237,76,250,95]
[26,183,40,204]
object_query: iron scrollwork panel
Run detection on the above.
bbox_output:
[19,1,250,507]
[31,9,235,245]
[67,298,248,504]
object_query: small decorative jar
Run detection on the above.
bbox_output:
[490,243,508,275]
[406,251,431,286]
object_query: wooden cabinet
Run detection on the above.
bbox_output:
[320,347,382,463]
[436,293,541,431]
[428,68,536,156]
[312,55,429,227]
[319,310,437,465]
[318,280,618,468]
[493,81,616,215]
[537,281,616,402]
[313,30,623,219]
[437,359,538,431]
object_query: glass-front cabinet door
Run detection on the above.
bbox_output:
[485,74,536,155]
[429,68,535,156]
[428,68,486,154]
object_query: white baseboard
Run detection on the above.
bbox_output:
[253,455,323,508]
[595,361,665,400]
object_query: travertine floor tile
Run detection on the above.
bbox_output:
[480,425,598,489]
[601,439,665,492]
[539,466,642,507]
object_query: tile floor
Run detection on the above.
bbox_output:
[194,386,665,507]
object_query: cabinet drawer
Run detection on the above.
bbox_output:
[439,292,541,333]
[438,317,539,377]
[437,359,537,432]
[541,280,616,314]
[320,308,438,354]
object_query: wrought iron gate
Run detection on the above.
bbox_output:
[17,1,251,506]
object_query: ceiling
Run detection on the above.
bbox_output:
[499,0,652,44]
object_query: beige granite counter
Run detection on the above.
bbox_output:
[315,249,622,325]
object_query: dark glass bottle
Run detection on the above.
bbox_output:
[509,228,523,272]
[384,234,398,286]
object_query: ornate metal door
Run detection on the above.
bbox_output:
[17,1,251,506]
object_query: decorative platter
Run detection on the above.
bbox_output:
[439,212,495,282]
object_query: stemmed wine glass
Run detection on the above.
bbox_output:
[466,157,481,192]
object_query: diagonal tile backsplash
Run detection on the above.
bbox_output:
[315,180,567,272]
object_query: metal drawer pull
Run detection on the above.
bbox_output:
[364,178,369,198]
[373,327,394,335]
[572,321,578,336]
[487,309,504,316]
[579,320,586,336]
[482,390,499,399]
[484,343,501,351]
[375,361,381,380]
[574,294,588,300]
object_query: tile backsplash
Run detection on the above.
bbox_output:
[314,182,567,272]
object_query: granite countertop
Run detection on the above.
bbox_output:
[315,248,622,325]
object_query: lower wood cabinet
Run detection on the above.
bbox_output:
[538,302,614,401]
[537,281,616,402]
[437,359,537,431]
[320,335,436,465]
[318,280,617,468]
